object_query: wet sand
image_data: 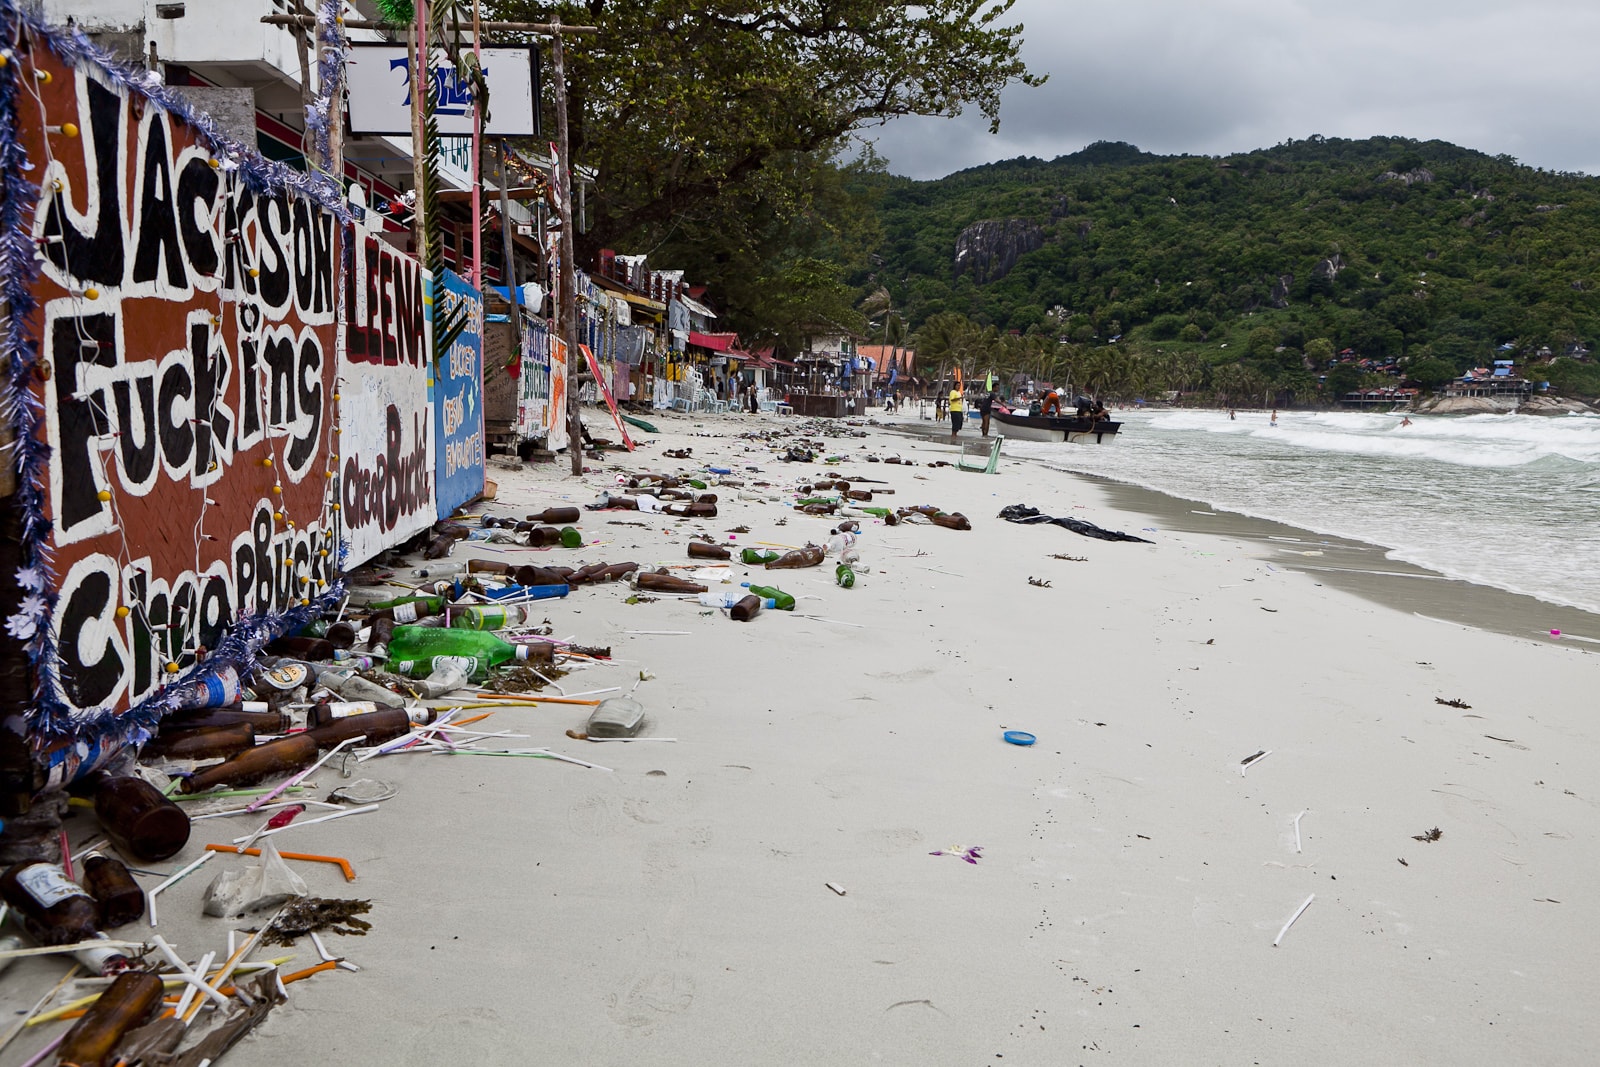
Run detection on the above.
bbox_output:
[891,414,1600,649]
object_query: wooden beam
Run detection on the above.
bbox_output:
[260,15,597,34]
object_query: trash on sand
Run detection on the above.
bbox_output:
[1003,731,1037,746]
[825,883,847,896]
[1434,697,1471,709]
[929,846,984,864]
[202,841,308,918]
[998,504,1153,543]
[1412,827,1443,843]
[261,897,373,946]
[585,698,646,738]
[205,845,356,883]
[1239,749,1272,774]
[1273,894,1315,946]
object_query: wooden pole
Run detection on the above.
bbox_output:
[470,0,484,292]
[409,5,428,257]
[550,18,583,475]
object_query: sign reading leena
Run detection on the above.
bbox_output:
[345,45,539,137]
[338,219,435,564]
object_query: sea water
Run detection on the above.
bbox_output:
[1009,408,1600,616]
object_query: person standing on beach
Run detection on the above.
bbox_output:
[948,387,965,440]
[1270,408,1279,426]
[978,386,996,437]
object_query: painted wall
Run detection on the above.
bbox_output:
[0,10,450,760]
[20,57,343,727]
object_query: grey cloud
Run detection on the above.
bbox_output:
[871,0,1600,177]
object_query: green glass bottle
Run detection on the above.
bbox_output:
[836,564,856,588]
[386,626,536,679]
[739,548,780,565]
[559,527,584,548]
[741,583,796,611]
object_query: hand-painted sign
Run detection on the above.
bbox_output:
[345,46,538,136]
[433,269,485,518]
[338,219,434,563]
[546,336,570,454]
[518,312,550,438]
[15,53,342,724]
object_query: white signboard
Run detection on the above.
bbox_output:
[346,45,537,136]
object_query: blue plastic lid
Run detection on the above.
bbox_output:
[1003,730,1037,746]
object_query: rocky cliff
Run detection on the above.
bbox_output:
[953,219,1044,284]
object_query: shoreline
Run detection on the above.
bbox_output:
[882,412,1600,649]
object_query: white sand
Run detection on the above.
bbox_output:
[5,410,1598,1065]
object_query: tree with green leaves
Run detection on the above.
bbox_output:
[486,0,1041,342]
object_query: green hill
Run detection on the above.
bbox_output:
[852,135,1600,396]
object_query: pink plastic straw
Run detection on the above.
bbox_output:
[19,1034,65,1067]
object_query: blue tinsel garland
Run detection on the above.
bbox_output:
[0,0,354,754]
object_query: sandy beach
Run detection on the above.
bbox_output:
[5,409,1597,1066]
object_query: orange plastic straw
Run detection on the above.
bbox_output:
[204,844,356,881]
[450,713,496,727]
[467,692,602,706]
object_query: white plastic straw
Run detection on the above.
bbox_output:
[1293,810,1307,853]
[227,803,380,845]
[1273,894,1315,946]
[148,852,215,927]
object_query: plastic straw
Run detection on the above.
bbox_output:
[147,852,215,927]
[1273,894,1315,946]
[228,804,379,845]
[245,734,367,813]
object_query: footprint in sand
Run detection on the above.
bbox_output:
[567,793,622,837]
[607,970,697,1030]
[857,827,925,855]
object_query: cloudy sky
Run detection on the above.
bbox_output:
[870,0,1600,179]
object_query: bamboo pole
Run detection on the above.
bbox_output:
[550,18,584,476]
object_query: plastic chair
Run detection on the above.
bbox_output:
[957,434,1003,474]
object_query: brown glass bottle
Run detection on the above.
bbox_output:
[594,562,639,583]
[687,542,731,560]
[846,489,873,501]
[469,558,514,576]
[634,572,709,594]
[325,621,359,649]
[80,855,144,928]
[169,705,290,733]
[766,546,825,569]
[267,635,337,660]
[141,722,257,762]
[527,526,564,546]
[663,502,717,518]
[93,776,191,861]
[527,506,581,525]
[512,564,569,586]
[729,595,763,622]
[177,734,318,794]
[0,862,100,944]
[930,511,972,530]
[368,615,397,657]
[304,707,415,748]
[57,970,164,1067]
